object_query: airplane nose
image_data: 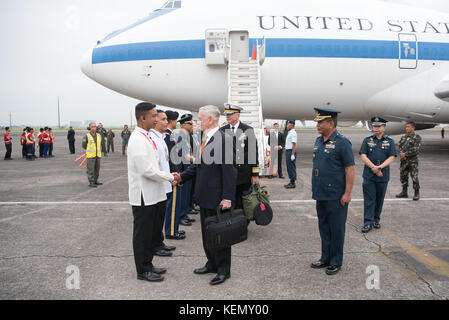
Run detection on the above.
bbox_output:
[80,48,95,80]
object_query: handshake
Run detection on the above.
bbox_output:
[170,172,182,186]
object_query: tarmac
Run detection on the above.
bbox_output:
[0,128,448,300]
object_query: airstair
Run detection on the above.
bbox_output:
[227,38,268,172]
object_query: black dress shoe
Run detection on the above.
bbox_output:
[152,267,167,275]
[178,230,185,235]
[166,233,186,240]
[162,244,176,251]
[193,266,216,275]
[137,272,164,282]
[279,175,285,179]
[311,260,329,269]
[326,265,341,275]
[284,183,296,189]
[362,225,373,233]
[180,219,192,226]
[189,209,199,215]
[154,249,173,257]
[88,183,98,188]
[186,216,196,223]
[373,222,381,229]
[210,274,230,285]
[95,181,103,185]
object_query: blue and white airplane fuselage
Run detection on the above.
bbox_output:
[81,0,449,127]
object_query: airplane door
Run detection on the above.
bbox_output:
[229,31,249,62]
[398,33,418,69]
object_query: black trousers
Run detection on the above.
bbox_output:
[4,144,12,159]
[132,199,165,274]
[200,207,231,276]
[49,143,53,156]
[69,140,75,154]
[154,200,167,252]
[277,149,283,177]
[39,143,43,157]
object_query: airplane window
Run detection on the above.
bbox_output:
[160,1,181,9]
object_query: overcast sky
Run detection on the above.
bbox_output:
[1,0,449,127]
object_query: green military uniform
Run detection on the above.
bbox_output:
[398,132,421,196]
[121,129,131,155]
[98,127,108,155]
[82,132,102,186]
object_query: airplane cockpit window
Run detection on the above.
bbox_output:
[160,1,182,9]
[99,0,181,45]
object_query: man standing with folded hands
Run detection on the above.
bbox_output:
[127,102,175,283]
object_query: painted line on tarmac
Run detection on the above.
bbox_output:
[1,198,449,205]
[2,198,449,205]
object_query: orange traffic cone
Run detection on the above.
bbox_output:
[251,44,257,60]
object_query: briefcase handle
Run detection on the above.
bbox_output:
[216,205,231,221]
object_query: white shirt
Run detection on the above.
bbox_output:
[230,121,240,134]
[285,129,297,150]
[127,126,173,206]
[205,126,220,145]
[150,129,172,194]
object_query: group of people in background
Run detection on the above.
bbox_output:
[3,123,133,161]
[2,126,55,161]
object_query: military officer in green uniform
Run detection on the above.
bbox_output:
[396,121,421,201]
[121,125,131,155]
[98,123,108,156]
[310,108,355,276]
[360,117,397,233]
[82,122,102,188]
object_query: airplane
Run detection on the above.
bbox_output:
[81,0,449,135]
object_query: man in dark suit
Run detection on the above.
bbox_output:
[67,126,76,154]
[173,105,237,286]
[220,104,259,210]
[163,110,186,239]
[268,123,285,179]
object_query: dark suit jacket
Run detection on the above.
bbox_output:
[268,130,285,149]
[67,129,75,142]
[220,122,259,185]
[164,128,182,172]
[181,129,237,210]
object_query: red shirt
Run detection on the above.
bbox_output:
[42,132,51,143]
[21,132,26,145]
[26,133,34,145]
[4,132,11,144]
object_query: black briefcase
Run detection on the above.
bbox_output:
[205,207,248,250]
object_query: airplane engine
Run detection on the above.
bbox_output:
[338,121,360,127]
[365,121,436,136]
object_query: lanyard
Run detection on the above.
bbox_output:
[140,131,157,151]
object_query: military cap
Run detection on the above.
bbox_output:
[223,103,243,115]
[371,116,388,126]
[314,107,341,122]
[253,202,273,226]
[287,120,296,125]
[165,110,179,121]
[179,114,193,124]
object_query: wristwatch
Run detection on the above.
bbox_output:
[377,166,382,171]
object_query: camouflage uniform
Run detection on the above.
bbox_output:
[398,132,421,191]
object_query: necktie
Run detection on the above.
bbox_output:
[200,138,207,159]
